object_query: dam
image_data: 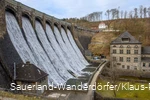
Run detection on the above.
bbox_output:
[0,0,95,87]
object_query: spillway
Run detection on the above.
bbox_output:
[67,30,89,65]
[35,20,73,81]
[53,26,83,73]
[5,12,37,65]
[61,28,85,68]
[22,17,65,85]
[46,24,81,75]
[4,11,89,86]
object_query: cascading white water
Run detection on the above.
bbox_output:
[35,21,73,81]
[5,11,89,86]
[5,12,37,66]
[22,17,65,85]
[45,24,81,75]
[67,30,89,65]
[53,26,82,72]
[61,28,85,68]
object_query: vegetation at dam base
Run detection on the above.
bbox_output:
[0,90,41,100]
[95,63,150,100]
[96,78,150,100]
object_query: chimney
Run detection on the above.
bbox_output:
[26,61,30,64]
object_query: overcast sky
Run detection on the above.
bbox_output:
[16,0,150,19]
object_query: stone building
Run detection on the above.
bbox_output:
[110,31,150,71]
[14,62,48,94]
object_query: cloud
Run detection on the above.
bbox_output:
[16,0,150,19]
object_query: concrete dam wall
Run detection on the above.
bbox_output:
[0,0,94,87]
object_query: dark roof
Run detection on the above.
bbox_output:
[15,62,48,82]
[111,31,141,44]
[142,47,150,54]
[141,57,150,62]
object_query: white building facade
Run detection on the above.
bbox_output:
[98,22,108,30]
[110,31,150,71]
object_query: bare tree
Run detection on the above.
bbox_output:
[110,9,118,19]
[110,9,115,19]
[80,5,150,21]
[148,7,150,18]
[120,10,124,19]
[109,59,119,97]
[81,12,102,22]
[124,11,127,19]
[105,10,110,20]
[139,5,143,18]
[134,8,138,18]
[100,11,103,20]
[116,7,120,19]
[143,7,147,18]
[129,11,133,19]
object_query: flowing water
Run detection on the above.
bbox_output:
[67,30,89,65]
[5,11,89,85]
[35,21,73,81]
[22,17,65,85]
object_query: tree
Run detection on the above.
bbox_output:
[148,7,150,18]
[129,11,133,19]
[120,10,124,19]
[106,10,110,20]
[134,8,138,18]
[109,59,119,97]
[100,12,103,20]
[116,7,120,19]
[124,11,127,19]
[110,9,118,19]
[139,5,143,18]
[81,12,102,22]
[143,7,147,18]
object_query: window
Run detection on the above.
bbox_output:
[134,66,137,70]
[117,63,121,65]
[120,50,123,54]
[134,57,138,62]
[113,57,116,61]
[127,66,130,69]
[127,57,130,62]
[119,57,123,62]
[122,38,130,42]
[113,49,116,54]
[149,63,150,67]
[122,65,125,68]
[127,50,130,54]
[143,63,146,67]
[113,45,116,47]
[134,50,138,54]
